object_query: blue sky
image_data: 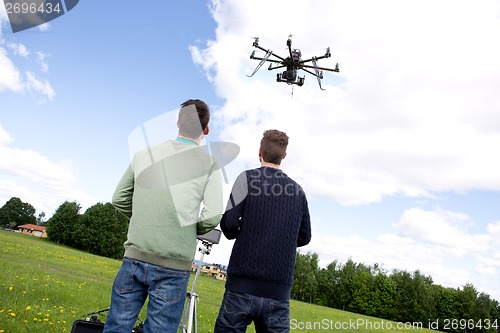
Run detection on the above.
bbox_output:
[1,0,500,302]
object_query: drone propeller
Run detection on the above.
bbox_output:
[252,37,259,47]
[325,47,331,58]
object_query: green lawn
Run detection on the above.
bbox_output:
[0,231,437,333]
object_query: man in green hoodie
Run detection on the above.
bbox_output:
[104,99,223,333]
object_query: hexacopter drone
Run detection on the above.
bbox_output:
[247,35,340,90]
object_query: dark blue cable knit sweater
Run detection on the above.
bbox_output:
[221,166,312,300]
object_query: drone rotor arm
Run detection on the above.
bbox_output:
[250,57,282,64]
[268,64,287,71]
[253,43,286,61]
[301,64,339,72]
[300,67,319,77]
[299,53,331,65]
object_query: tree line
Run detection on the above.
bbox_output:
[292,252,500,333]
[0,197,129,259]
[45,200,129,259]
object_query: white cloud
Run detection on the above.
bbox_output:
[0,47,24,92]
[394,207,489,254]
[0,4,7,27]
[38,23,50,32]
[25,71,55,102]
[0,125,13,144]
[487,221,500,236]
[7,42,29,57]
[306,227,474,287]
[36,51,50,73]
[0,126,96,217]
[192,0,500,206]
[0,12,55,101]
[0,48,55,101]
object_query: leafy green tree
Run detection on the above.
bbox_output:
[391,270,436,323]
[412,270,436,323]
[73,202,128,259]
[434,285,461,324]
[0,197,36,229]
[372,272,398,320]
[36,211,46,225]
[316,260,340,308]
[490,300,500,333]
[475,292,497,333]
[349,267,375,315]
[292,252,319,303]
[46,201,81,246]
[391,269,416,322]
[337,258,358,310]
[458,283,483,330]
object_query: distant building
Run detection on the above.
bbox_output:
[17,224,47,238]
[193,263,227,281]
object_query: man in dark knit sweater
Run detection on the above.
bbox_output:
[214,129,311,333]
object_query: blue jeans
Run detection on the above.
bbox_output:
[214,290,290,333]
[103,257,190,333]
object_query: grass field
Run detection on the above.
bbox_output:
[0,231,437,333]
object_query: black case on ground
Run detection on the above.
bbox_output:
[70,319,104,333]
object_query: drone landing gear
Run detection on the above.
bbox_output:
[297,76,305,86]
[247,49,275,77]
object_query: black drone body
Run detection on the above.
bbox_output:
[247,36,339,90]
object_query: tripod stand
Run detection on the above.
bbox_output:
[179,239,214,333]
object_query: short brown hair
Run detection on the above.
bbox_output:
[260,129,289,165]
[178,99,210,138]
